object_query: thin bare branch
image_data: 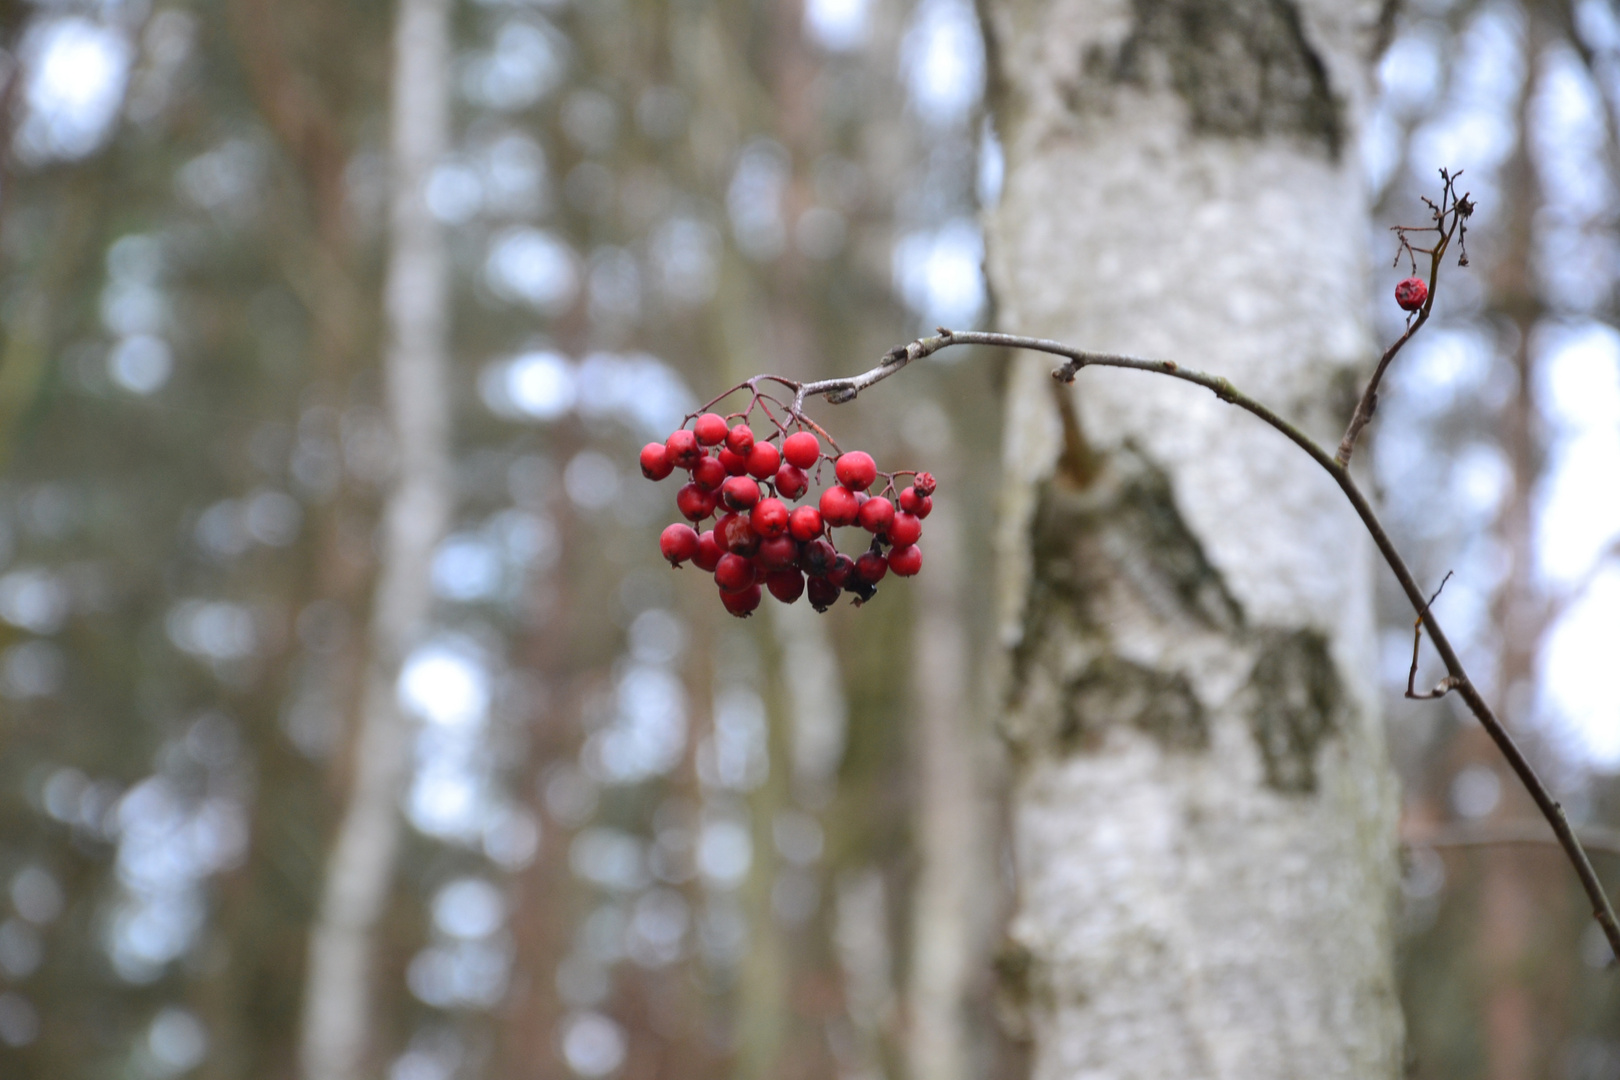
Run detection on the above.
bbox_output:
[1407,571,1460,700]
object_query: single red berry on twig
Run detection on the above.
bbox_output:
[721,475,761,512]
[820,485,860,527]
[694,413,729,445]
[718,446,749,476]
[774,464,808,500]
[640,443,674,481]
[745,441,780,479]
[692,455,726,490]
[726,424,755,456]
[855,551,888,584]
[913,472,936,496]
[857,496,895,534]
[827,553,855,588]
[888,511,922,547]
[807,575,840,612]
[660,523,700,565]
[756,535,798,570]
[717,512,759,557]
[789,506,823,542]
[666,429,702,469]
[720,583,762,618]
[834,451,877,491]
[676,482,717,521]
[800,537,837,576]
[694,530,723,572]
[783,432,821,469]
[715,553,757,592]
[1395,277,1428,312]
[888,543,922,577]
[766,568,805,604]
[752,498,789,539]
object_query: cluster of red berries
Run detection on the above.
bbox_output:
[1395,276,1428,312]
[640,412,933,618]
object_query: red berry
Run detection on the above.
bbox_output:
[766,568,805,604]
[676,482,717,521]
[1395,276,1428,312]
[660,523,699,565]
[913,472,936,496]
[726,424,756,456]
[789,506,823,542]
[715,553,757,593]
[857,496,895,534]
[692,455,726,490]
[666,429,702,469]
[640,443,673,481]
[721,475,760,512]
[888,543,922,576]
[800,537,837,576]
[774,464,808,500]
[694,530,723,572]
[694,413,729,445]
[807,575,840,612]
[782,432,821,470]
[827,553,855,588]
[717,512,759,556]
[819,485,860,527]
[855,551,888,584]
[898,486,923,513]
[888,512,922,547]
[834,451,877,491]
[913,495,932,519]
[718,446,749,475]
[756,535,798,570]
[721,583,762,618]
[745,441,780,479]
[752,498,789,539]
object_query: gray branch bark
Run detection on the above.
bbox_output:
[980,0,1404,1075]
[298,0,452,1076]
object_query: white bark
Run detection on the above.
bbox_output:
[298,1,452,1077]
[982,0,1403,1076]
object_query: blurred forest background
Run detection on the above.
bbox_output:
[0,0,1617,1077]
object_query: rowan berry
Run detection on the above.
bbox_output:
[640,443,674,481]
[827,553,855,588]
[718,446,749,476]
[898,487,932,518]
[666,429,702,469]
[717,512,759,557]
[756,535,798,571]
[783,432,821,470]
[789,505,823,542]
[746,441,780,479]
[694,413,729,445]
[819,485,860,527]
[888,543,922,577]
[676,482,717,521]
[834,451,877,491]
[857,496,895,534]
[721,475,760,512]
[766,568,805,604]
[774,464,808,500]
[855,551,888,584]
[694,530,723,572]
[913,472,936,496]
[726,424,756,456]
[1395,277,1428,312]
[752,497,789,539]
[807,575,840,612]
[888,512,922,547]
[659,523,699,565]
[800,537,837,576]
[720,583,762,618]
[692,455,726,490]
[715,553,757,593]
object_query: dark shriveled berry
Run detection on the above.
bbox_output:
[715,553,757,593]
[726,424,756,457]
[1395,276,1428,312]
[721,583,762,618]
[783,431,820,469]
[660,523,700,565]
[766,568,805,604]
[694,530,723,572]
[640,443,674,481]
[694,413,729,445]
[834,451,877,491]
[888,543,922,576]
[717,512,759,557]
[807,575,841,612]
[827,553,855,588]
[666,429,702,469]
[800,537,837,576]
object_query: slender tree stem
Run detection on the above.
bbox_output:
[783,326,1620,964]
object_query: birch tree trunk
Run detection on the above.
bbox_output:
[298,1,452,1077]
[980,0,1404,1075]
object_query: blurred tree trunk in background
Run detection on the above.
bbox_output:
[298,0,452,1077]
[980,0,1404,1075]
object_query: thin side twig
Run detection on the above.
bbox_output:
[1407,570,1460,700]
[774,325,1620,964]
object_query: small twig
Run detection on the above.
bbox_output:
[782,325,1620,965]
[1407,570,1460,700]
